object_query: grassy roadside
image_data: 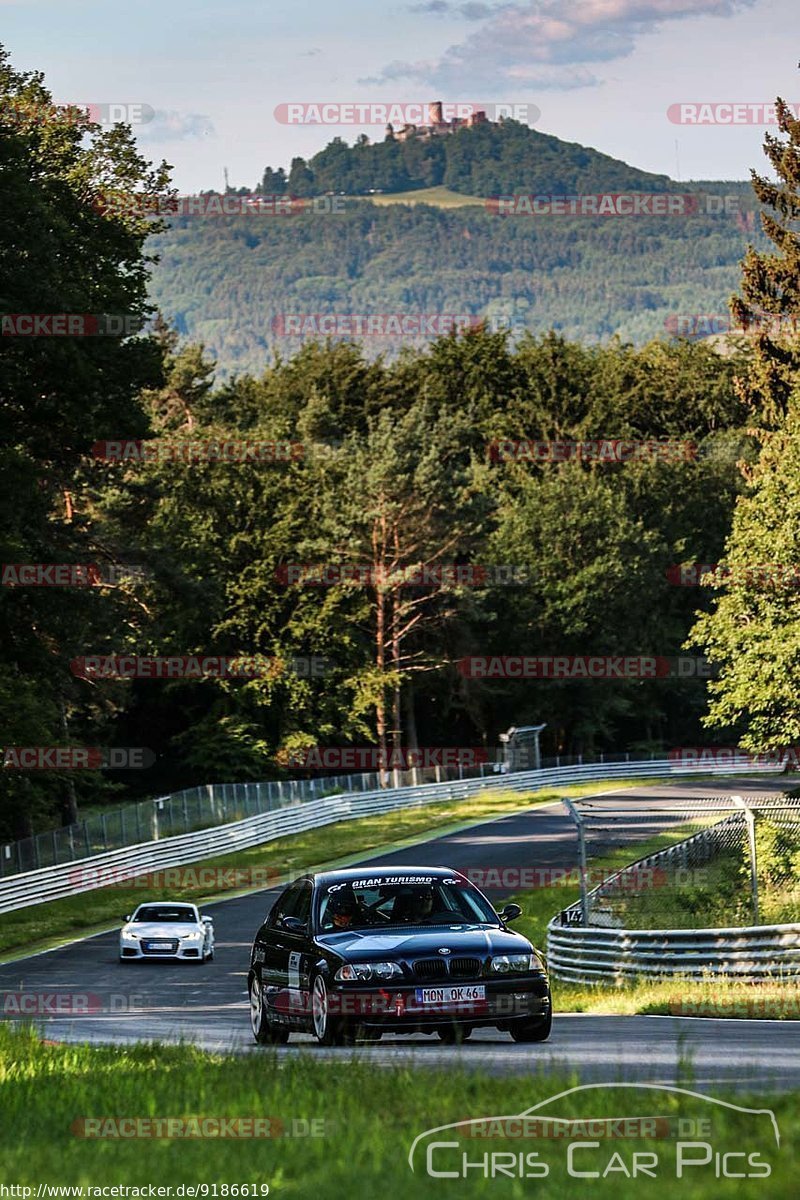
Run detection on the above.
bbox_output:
[553,977,800,1019]
[0,777,662,961]
[0,1023,794,1198]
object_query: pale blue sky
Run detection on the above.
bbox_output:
[1,0,798,191]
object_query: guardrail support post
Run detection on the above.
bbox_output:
[562,797,589,925]
[733,795,759,924]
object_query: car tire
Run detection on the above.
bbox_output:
[437,1024,473,1044]
[249,973,289,1045]
[509,1008,552,1043]
[311,974,348,1046]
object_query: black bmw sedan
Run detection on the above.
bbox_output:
[247,866,552,1046]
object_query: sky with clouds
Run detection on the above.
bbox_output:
[1,0,797,191]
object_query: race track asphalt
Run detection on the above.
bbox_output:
[1,776,797,1091]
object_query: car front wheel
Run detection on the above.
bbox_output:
[311,974,348,1046]
[249,974,289,1045]
[509,1008,552,1043]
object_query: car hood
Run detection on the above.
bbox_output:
[316,925,536,959]
[125,923,199,937]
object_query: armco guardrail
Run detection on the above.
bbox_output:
[547,795,800,982]
[546,920,800,983]
[0,757,779,915]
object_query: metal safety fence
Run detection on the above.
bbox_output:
[0,748,744,879]
[0,756,780,914]
[548,792,800,982]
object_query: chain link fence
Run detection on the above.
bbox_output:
[560,792,800,929]
[2,756,531,878]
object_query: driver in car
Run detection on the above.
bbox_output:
[393,884,435,923]
[327,889,359,929]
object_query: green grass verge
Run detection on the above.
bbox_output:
[554,977,800,1019]
[0,1023,795,1197]
[0,778,662,961]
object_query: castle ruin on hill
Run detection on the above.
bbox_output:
[386,101,488,143]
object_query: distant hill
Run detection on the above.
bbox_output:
[148,189,765,380]
[257,118,674,199]
[147,124,762,379]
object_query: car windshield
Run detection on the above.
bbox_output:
[317,876,500,932]
[133,907,195,923]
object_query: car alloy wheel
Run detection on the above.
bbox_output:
[312,974,347,1046]
[249,974,288,1045]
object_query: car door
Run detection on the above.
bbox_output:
[261,879,313,1022]
[283,881,313,1024]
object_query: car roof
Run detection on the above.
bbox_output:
[134,901,196,911]
[312,866,465,886]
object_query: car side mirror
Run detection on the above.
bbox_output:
[280,916,307,934]
[124,915,131,922]
[498,903,522,923]
[200,915,213,924]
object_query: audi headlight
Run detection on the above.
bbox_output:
[182,930,203,940]
[121,929,140,940]
[490,953,538,974]
[335,961,403,982]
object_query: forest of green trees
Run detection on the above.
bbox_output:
[3,48,800,843]
[149,196,766,380]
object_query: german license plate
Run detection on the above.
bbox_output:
[415,985,486,1004]
[150,942,172,950]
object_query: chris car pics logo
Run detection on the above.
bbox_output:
[408,1084,780,1181]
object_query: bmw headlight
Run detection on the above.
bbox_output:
[335,961,403,982]
[490,953,539,974]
